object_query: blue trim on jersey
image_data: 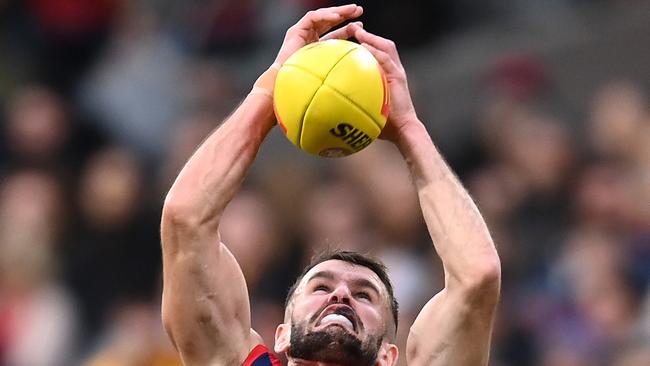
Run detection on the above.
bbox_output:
[251,353,273,366]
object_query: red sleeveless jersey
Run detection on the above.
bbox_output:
[242,344,282,366]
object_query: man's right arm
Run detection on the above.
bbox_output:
[161,92,275,365]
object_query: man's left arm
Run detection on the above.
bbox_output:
[353,26,501,366]
[398,122,501,366]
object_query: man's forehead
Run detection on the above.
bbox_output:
[299,259,385,290]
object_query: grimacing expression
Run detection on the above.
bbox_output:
[284,260,392,362]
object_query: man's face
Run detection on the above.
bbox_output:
[281,260,392,365]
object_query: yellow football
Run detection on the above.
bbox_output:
[273,39,389,157]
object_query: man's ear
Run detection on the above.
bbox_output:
[274,323,291,354]
[377,342,399,366]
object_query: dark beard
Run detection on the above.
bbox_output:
[288,321,381,366]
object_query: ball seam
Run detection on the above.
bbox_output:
[278,64,324,146]
[299,47,357,149]
[322,83,384,131]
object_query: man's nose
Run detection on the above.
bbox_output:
[328,284,352,304]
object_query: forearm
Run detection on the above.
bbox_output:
[163,93,275,238]
[396,120,500,291]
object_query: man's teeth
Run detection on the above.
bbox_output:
[320,314,353,329]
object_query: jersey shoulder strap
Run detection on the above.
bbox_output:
[242,344,282,366]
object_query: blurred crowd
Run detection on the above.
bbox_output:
[0,1,648,366]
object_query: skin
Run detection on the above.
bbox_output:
[276,260,397,365]
[161,4,501,366]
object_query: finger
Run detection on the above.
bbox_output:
[354,28,401,66]
[361,42,400,75]
[296,5,363,36]
[293,10,341,36]
[319,4,364,18]
[320,22,363,41]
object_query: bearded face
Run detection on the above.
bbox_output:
[288,304,383,365]
[278,260,395,365]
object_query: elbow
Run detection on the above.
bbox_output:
[471,255,501,304]
[475,256,501,292]
[162,192,194,226]
[162,182,215,223]
[161,191,220,242]
[161,193,196,231]
[458,250,502,304]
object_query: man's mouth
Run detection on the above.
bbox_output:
[320,313,354,329]
[315,306,358,333]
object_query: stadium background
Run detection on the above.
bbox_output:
[0,0,648,365]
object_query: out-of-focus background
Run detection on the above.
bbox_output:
[0,0,648,365]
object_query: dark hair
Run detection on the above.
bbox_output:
[284,249,399,336]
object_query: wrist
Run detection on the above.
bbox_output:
[394,118,429,151]
[395,120,447,189]
[249,63,281,98]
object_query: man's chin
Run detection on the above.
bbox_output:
[289,323,379,366]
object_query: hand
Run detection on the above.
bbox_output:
[351,25,419,143]
[274,4,364,66]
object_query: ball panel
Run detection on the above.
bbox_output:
[301,84,381,157]
[324,47,388,129]
[283,39,358,80]
[274,65,324,145]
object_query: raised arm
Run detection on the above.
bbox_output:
[160,5,364,366]
[353,27,501,366]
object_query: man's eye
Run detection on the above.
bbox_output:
[314,285,330,292]
[356,291,371,301]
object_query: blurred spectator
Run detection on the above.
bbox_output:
[83,301,180,366]
[176,0,260,54]
[80,2,188,161]
[589,80,648,162]
[220,190,283,291]
[498,113,574,195]
[540,347,590,366]
[179,59,240,114]
[337,141,424,247]
[572,162,635,233]
[0,170,78,366]
[613,345,650,366]
[255,157,317,237]
[301,178,372,255]
[63,147,160,344]
[3,86,68,167]
[220,189,298,352]
[157,112,217,194]
[1,84,107,176]
[20,0,117,95]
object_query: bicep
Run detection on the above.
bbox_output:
[406,288,498,366]
[162,224,257,365]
